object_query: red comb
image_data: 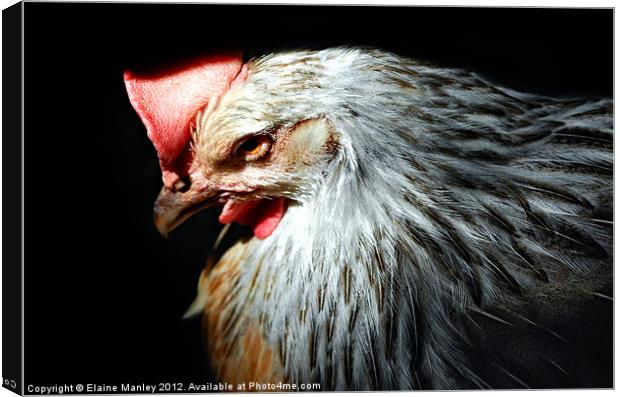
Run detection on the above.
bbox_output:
[124,52,247,187]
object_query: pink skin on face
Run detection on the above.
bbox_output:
[124,53,286,239]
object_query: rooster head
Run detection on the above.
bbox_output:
[124,51,338,239]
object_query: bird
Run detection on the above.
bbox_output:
[124,47,613,390]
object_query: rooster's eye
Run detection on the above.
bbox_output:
[237,135,272,161]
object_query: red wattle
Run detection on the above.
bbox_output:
[219,198,287,239]
[253,199,287,239]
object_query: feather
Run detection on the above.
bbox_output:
[142,47,612,390]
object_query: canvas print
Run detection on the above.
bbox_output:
[4,2,613,394]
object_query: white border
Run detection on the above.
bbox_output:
[0,2,616,397]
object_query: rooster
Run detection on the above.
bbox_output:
[124,48,613,390]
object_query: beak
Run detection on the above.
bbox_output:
[153,182,220,238]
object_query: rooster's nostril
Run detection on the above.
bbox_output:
[173,176,191,193]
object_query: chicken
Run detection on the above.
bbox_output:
[124,48,613,390]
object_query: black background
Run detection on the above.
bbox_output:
[23,3,612,389]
